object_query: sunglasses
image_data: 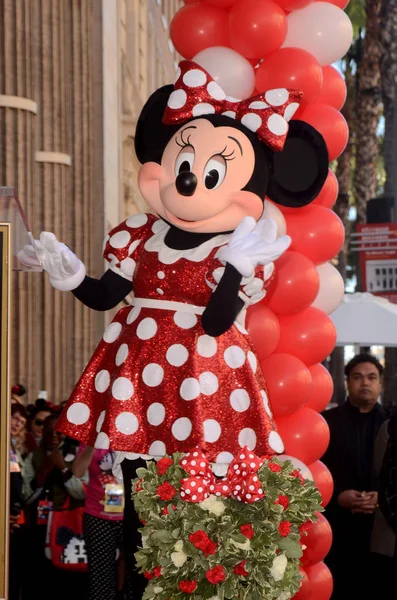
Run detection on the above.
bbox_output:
[34,418,45,427]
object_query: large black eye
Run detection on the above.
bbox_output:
[175,147,194,176]
[203,156,226,190]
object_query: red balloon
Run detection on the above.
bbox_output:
[309,460,334,507]
[260,353,312,417]
[306,562,333,600]
[276,408,330,465]
[228,0,287,60]
[306,364,334,412]
[316,66,347,111]
[293,567,312,600]
[203,0,238,5]
[300,103,349,161]
[246,303,280,361]
[277,0,313,9]
[266,251,319,315]
[170,4,229,59]
[276,308,337,366]
[286,204,345,264]
[313,169,339,209]
[301,513,333,567]
[256,48,323,104]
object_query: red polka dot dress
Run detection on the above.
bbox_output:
[57,214,284,466]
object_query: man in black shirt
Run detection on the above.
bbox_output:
[322,354,387,600]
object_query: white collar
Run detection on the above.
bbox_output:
[144,219,231,265]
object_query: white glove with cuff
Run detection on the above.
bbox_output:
[217,216,291,278]
[18,232,86,291]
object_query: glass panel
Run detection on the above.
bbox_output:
[0,187,42,273]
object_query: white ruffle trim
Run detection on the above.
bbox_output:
[145,219,231,265]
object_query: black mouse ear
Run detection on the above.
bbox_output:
[134,85,179,164]
[266,120,329,208]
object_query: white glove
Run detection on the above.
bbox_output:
[217,216,291,278]
[18,232,86,291]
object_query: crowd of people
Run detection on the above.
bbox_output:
[9,392,131,600]
[9,353,397,600]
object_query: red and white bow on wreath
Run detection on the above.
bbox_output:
[163,60,303,152]
[179,447,266,505]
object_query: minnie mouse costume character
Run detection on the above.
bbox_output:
[20,60,328,594]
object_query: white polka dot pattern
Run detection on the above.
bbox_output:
[172,417,192,441]
[166,344,189,367]
[142,363,164,387]
[126,213,148,228]
[115,412,138,435]
[67,403,90,425]
[162,60,303,152]
[147,403,166,426]
[103,322,122,343]
[203,419,221,443]
[95,370,110,393]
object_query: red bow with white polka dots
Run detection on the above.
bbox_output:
[179,447,265,504]
[163,61,303,152]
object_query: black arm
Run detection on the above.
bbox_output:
[201,263,244,337]
[72,269,133,311]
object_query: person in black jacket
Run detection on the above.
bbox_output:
[321,354,388,600]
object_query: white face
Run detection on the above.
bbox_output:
[100,452,113,471]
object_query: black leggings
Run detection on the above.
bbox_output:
[121,458,148,600]
[83,513,123,600]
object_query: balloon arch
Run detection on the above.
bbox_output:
[170,1,351,597]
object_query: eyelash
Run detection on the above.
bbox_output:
[176,134,236,164]
[176,130,192,148]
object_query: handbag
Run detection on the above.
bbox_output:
[47,495,88,572]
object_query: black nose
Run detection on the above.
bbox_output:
[176,171,197,196]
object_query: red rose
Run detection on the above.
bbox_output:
[206,565,226,584]
[268,462,282,473]
[278,521,291,537]
[189,530,217,556]
[189,530,208,547]
[144,571,154,580]
[157,457,173,475]
[156,481,176,501]
[204,540,217,556]
[136,479,143,492]
[179,580,197,593]
[292,469,305,484]
[240,524,254,540]
[275,495,289,510]
[162,504,177,516]
[153,566,162,578]
[299,521,312,533]
[234,560,248,576]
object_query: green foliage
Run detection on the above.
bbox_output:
[132,454,322,600]
[346,0,366,38]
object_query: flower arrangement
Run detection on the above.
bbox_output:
[132,447,322,600]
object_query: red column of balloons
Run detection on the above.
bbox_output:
[170,1,352,598]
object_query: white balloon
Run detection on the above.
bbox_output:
[263,200,287,236]
[278,455,313,480]
[193,46,256,100]
[312,262,344,315]
[282,3,353,66]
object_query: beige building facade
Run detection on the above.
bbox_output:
[0,0,181,403]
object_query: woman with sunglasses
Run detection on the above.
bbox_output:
[25,399,52,454]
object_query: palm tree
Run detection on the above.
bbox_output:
[353,0,382,228]
[379,0,397,406]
